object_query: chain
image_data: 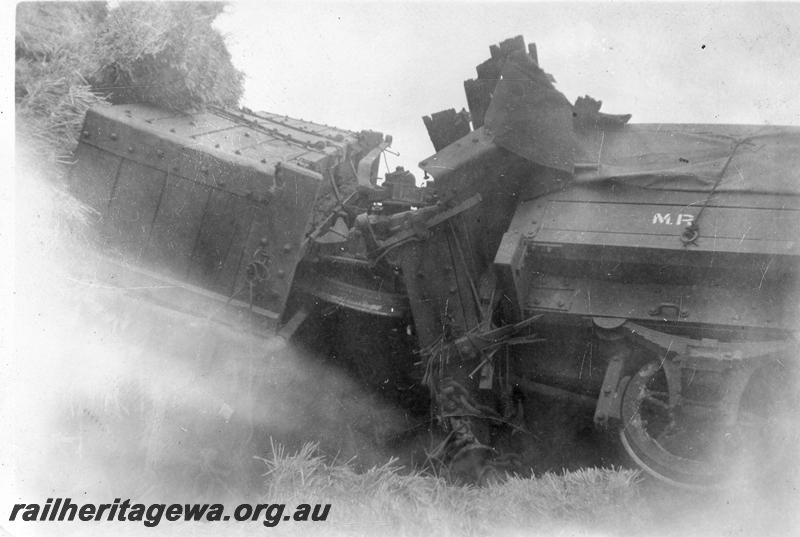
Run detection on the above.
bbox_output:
[682,136,752,246]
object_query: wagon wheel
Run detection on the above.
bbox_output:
[619,359,796,489]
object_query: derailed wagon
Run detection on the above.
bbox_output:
[68,36,799,488]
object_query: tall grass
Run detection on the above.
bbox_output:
[15,2,243,165]
[255,442,647,537]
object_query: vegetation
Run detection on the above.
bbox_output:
[254,442,649,537]
[15,1,243,164]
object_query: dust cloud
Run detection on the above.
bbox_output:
[5,159,414,517]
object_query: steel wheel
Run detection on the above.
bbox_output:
[619,359,795,489]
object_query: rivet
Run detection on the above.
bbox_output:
[277,269,285,278]
[557,300,565,308]
[110,133,118,141]
[449,286,457,294]
[127,146,134,153]
[283,243,292,253]
[82,130,90,138]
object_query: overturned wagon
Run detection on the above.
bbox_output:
[68,36,799,488]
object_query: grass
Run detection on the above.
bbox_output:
[254,441,648,537]
[15,2,243,165]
